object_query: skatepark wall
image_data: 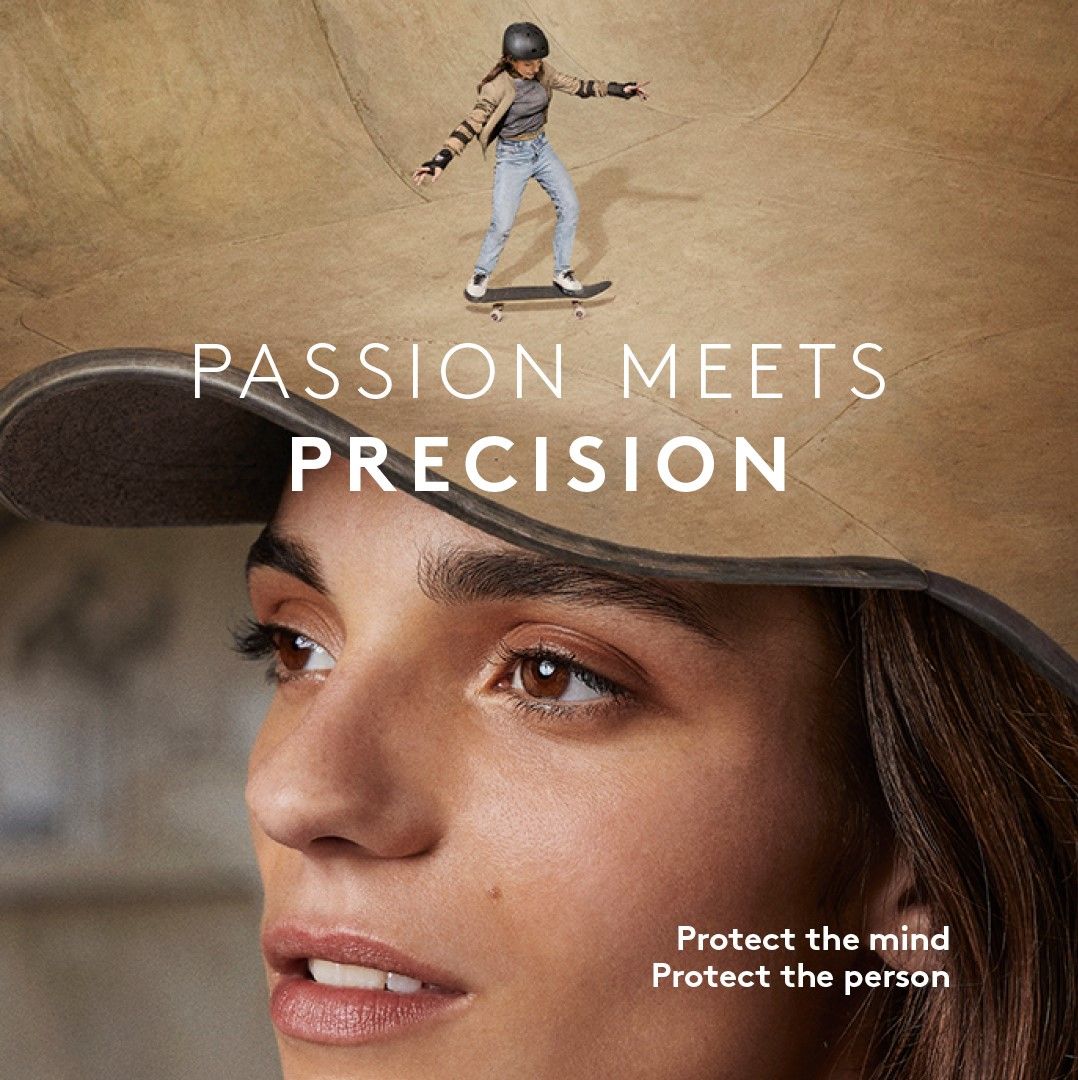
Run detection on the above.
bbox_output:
[2,0,1073,298]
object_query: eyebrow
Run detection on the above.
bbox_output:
[246,526,731,648]
[246,525,327,593]
[417,545,731,648]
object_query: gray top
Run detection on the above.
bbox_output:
[500,78,549,138]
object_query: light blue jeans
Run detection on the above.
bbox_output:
[475,133,580,277]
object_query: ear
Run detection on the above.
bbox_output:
[862,847,947,973]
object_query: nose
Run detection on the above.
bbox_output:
[246,666,446,860]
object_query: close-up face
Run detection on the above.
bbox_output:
[510,57,542,78]
[243,459,869,1080]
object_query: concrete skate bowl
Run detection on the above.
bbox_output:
[1,0,1073,291]
[1,1,1076,664]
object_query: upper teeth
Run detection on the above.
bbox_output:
[308,958,424,994]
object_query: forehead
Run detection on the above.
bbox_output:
[275,455,489,555]
[267,457,833,657]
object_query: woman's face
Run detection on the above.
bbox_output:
[245,458,859,1079]
[510,57,542,78]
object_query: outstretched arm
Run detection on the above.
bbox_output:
[544,64,650,101]
[412,90,499,185]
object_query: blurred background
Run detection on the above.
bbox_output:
[0,517,280,1078]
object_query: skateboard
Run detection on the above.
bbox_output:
[464,280,612,322]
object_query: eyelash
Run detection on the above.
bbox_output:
[232,619,324,684]
[494,641,628,716]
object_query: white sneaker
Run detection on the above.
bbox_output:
[466,272,489,299]
[553,269,583,295]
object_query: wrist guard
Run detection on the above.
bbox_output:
[422,149,452,172]
[607,82,636,99]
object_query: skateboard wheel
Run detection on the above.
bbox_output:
[491,308,504,323]
[574,305,587,320]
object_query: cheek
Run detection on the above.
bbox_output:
[492,740,835,957]
[465,722,842,1071]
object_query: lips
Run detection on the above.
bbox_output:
[263,923,470,1046]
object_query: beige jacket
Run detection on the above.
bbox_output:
[441,64,612,159]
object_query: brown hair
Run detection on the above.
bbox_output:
[835,590,1077,1079]
[477,56,541,93]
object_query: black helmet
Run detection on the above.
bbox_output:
[502,22,549,61]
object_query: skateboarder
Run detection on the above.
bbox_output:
[411,22,648,299]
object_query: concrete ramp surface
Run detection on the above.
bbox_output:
[0,1,1075,661]
[2,1,1073,287]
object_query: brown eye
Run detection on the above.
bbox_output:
[520,656,571,698]
[271,630,335,674]
[508,652,617,705]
